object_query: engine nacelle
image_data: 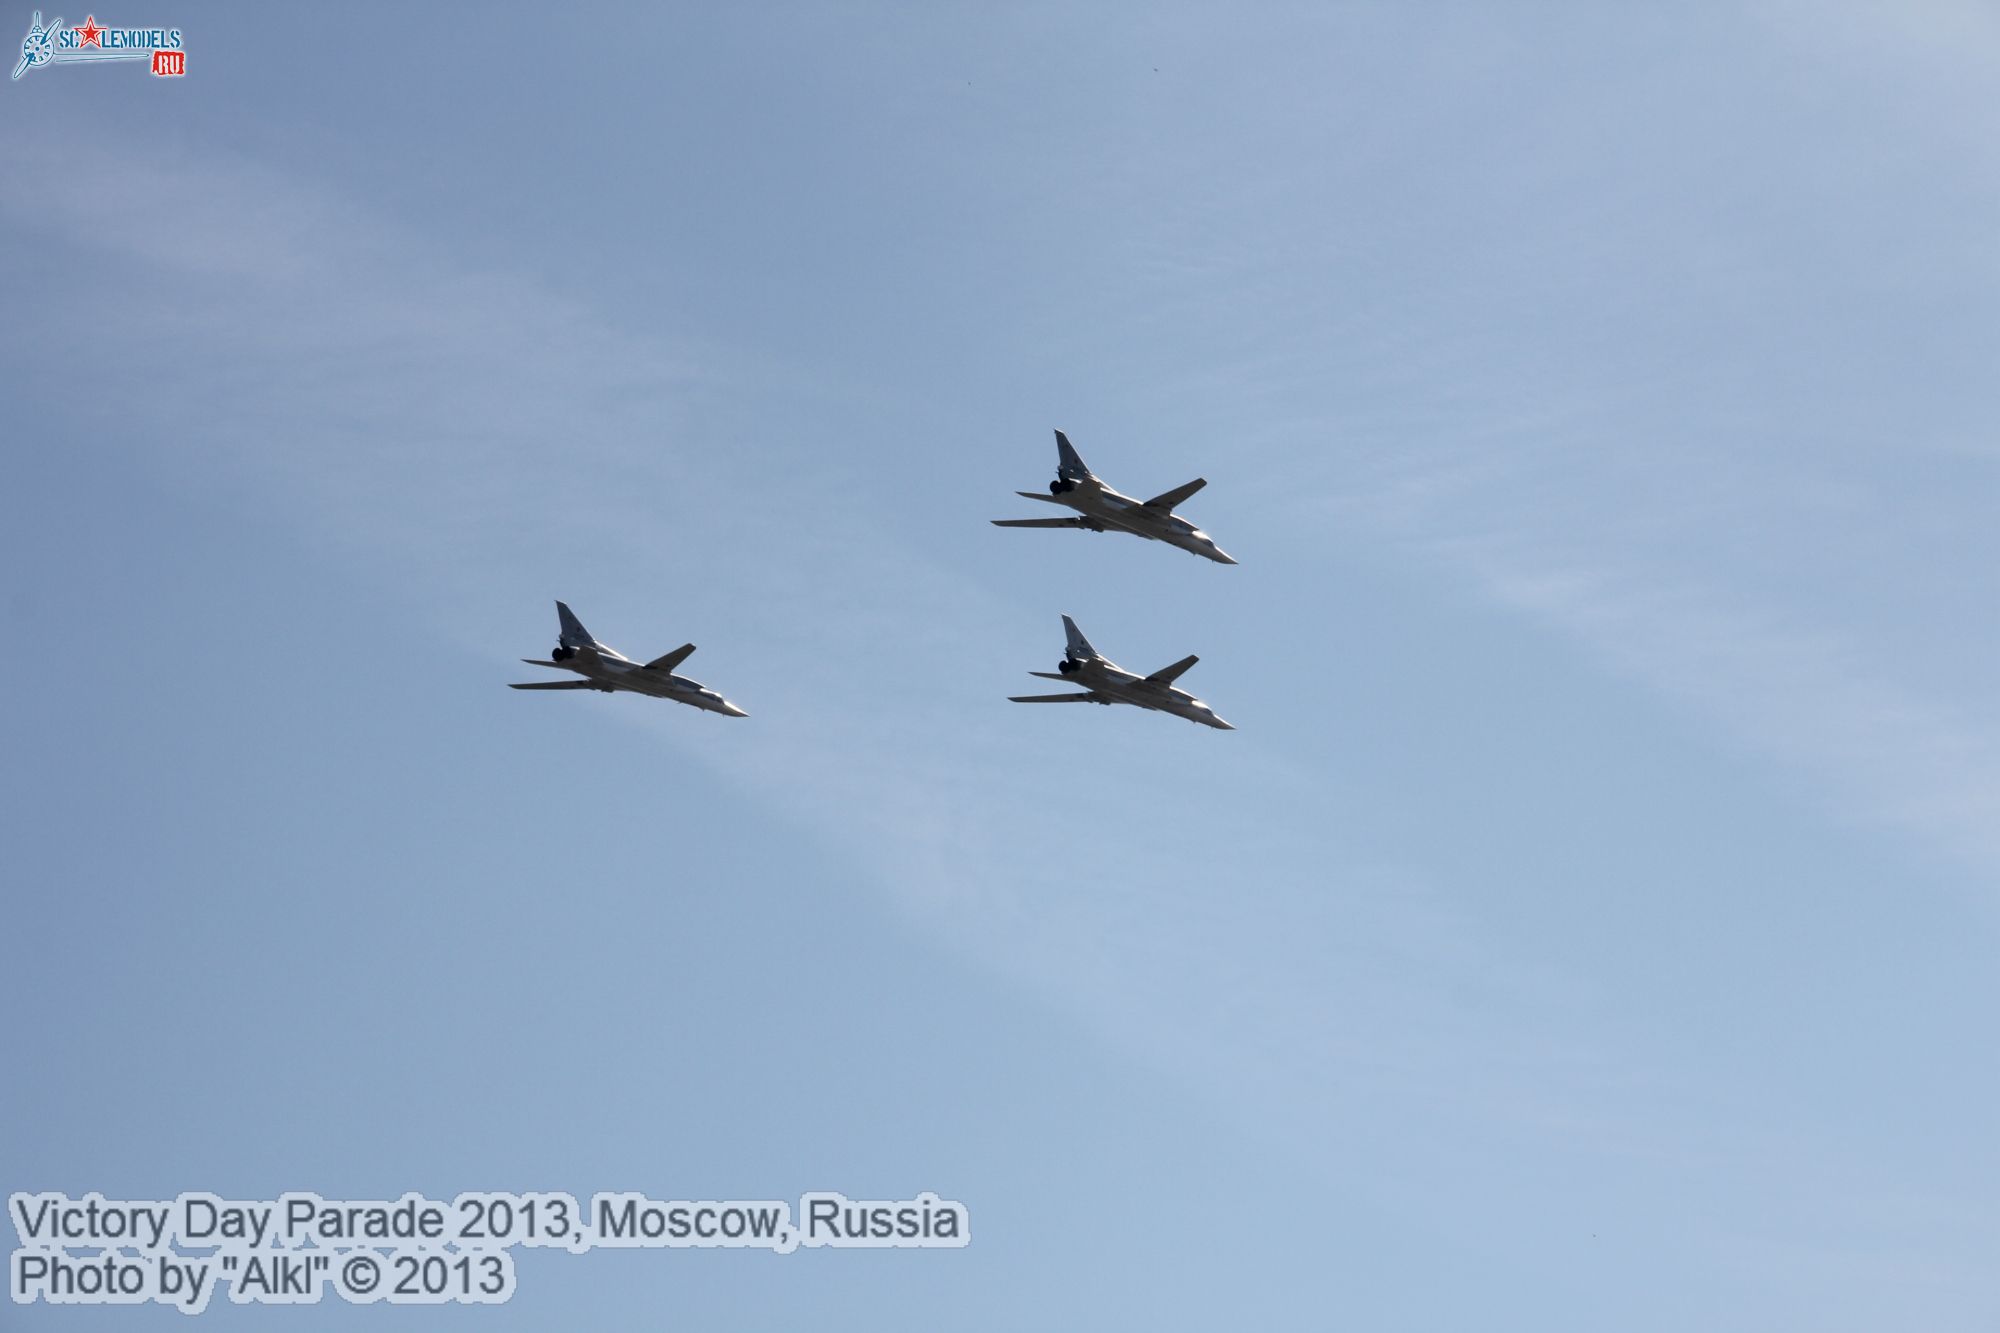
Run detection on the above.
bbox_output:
[1049,477,1076,495]
[552,645,576,661]
[1057,658,1079,674]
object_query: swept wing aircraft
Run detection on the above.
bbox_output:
[993,430,1236,564]
[510,601,748,716]
[1010,615,1233,729]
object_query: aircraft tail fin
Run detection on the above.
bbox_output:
[1054,430,1092,481]
[555,601,599,649]
[1060,614,1099,662]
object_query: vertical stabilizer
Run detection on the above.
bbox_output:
[555,601,599,649]
[1053,430,1093,482]
[1060,614,1100,662]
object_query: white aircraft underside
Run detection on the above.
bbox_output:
[1010,615,1233,729]
[993,430,1236,565]
[510,602,747,716]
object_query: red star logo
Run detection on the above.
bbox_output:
[77,16,104,48]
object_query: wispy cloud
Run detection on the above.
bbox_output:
[1482,554,2000,873]
[0,128,1597,1167]
[1122,0,2000,886]
[7,29,1992,1308]
[10,77,1989,1276]
[1302,375,2000,882]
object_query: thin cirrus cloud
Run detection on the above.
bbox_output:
[1305,395,2000,884]
[1,131,1593,1168]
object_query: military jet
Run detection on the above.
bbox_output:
[1010,615,1233,729]
[510,601,748,716]
[992,430,1236,564]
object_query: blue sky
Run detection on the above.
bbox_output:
[5,3,1997,1327]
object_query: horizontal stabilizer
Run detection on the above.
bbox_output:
[509,680,611,691]
[992,517,1091,529]
[1013,491,1068,505]
[520,658,565,669]
[1144,477,1206,510]
[1009,693,1104,704]
[1145,654,1199,685]
[645,643,696,673]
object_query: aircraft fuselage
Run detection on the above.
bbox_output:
[1031,657,1234,729]
[547,645,748,715]
[1023,479,1236,564]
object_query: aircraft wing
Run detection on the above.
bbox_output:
[645,643,696,673]
[1009,692,1103,703]
[1144,477,1206,510]
[509,680,610,691]
[1144,654,1199,685]
[992,517,1092,528]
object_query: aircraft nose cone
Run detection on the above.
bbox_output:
[1210,547,1238,565]
[720,702,749,718]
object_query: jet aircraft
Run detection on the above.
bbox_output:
[992,430,1236,564]
[1010,615,1233,729]
[510,601,748,716]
